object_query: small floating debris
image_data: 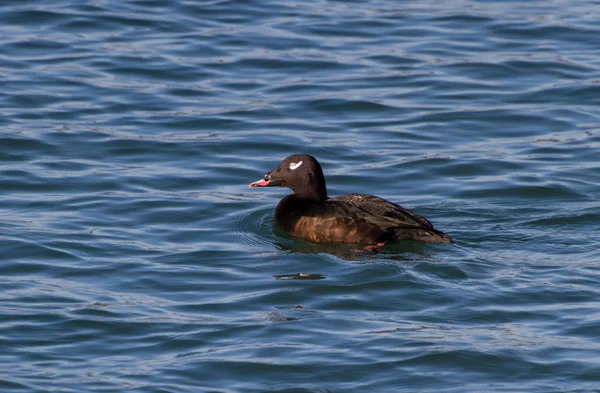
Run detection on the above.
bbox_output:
[272,273,325,280]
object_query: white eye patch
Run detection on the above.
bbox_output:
[289,161,303,170]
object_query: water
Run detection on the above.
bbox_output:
[1,0,600,391]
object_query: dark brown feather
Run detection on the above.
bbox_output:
[274,194,451,244]
[252,154,452,245]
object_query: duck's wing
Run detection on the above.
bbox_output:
[329,194,453,243]
[284,196,452,244]
[331,193,434,228]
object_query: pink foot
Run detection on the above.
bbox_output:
[352,242,387,254]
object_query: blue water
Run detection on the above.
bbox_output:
[1,0,600,392]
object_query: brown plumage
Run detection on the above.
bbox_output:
[249,154,452,246]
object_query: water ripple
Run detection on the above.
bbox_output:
[2,0,600,391]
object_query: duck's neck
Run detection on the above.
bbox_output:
[294,185,327,202]
[274,191,326,232]
[294,170,328,201]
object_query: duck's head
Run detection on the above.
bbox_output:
[249,154,327,201]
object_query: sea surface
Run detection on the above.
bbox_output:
[1,0,600,392]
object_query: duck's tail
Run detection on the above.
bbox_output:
[392,226,453,244]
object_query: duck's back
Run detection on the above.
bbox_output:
[332,193,433,227]
[275,193,452,244]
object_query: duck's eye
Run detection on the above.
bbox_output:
[264,173,271,180]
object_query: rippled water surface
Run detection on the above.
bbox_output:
[2,0,600,391]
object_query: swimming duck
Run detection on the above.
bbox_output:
[249,154,452,247]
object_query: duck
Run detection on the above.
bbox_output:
[249,154,452,248]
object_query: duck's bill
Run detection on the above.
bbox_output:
[249,179,271,187]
